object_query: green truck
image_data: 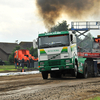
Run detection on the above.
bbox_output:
[38,31,97,79]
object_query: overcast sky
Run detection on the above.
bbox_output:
[0,0,47,43]
[0,0,100,43]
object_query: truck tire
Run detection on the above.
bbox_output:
[75,65,77,77]
[82,62,88,78]
[42,72,48,79]
[71,65,78,77]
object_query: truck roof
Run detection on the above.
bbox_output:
[38,31,69,37]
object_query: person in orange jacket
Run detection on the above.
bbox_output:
[27,57,29,68]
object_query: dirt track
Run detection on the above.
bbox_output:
[0,73,100,100]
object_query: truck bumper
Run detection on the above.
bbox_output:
[39,64,74,72]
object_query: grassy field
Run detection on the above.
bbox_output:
[85,96,100,100]
[0,65,17,72]
[0,65,38,72]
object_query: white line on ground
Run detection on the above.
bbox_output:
[0,71,40,76]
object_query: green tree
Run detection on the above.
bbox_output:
[49,20,69,32]
[29,47,38,57]
[8,46,21,64]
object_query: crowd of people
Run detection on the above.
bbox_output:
[14,57,38,69]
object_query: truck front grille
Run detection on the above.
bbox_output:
[48,54,60,60]
[48,60,61,66]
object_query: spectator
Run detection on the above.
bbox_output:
[30,57,34,68]
[22,58,24,68]
[32,59,34,68]
[14,58,18,69]
[27,58,29,68]
[30,57,32,68]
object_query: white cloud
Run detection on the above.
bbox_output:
[0,0,99,43]
[0,0,47,43]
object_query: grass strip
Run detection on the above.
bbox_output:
[0,65,38,72]
[86,96,100,100]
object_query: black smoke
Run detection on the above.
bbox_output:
[36,0,99,28]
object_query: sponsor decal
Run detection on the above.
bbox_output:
[45,32,61,35]
[40,49,46,54]
[61,47,68,53]
[48,49,59,52]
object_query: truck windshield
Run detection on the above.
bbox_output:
[38,34,69,49]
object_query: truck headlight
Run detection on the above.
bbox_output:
[66,60,70,63]
[40,62,44,65]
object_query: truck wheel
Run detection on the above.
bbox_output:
[71,65,78,77]
[75,65,77,77]
[42,72,48,79]
[82,62,88,78]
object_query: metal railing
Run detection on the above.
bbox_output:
[71,21,100,31]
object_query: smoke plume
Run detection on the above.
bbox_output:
[36,0,99,28]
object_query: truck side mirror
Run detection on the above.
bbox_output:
[70,34,73,43]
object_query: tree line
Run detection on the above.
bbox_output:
[8,20,94,64]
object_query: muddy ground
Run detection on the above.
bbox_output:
[0,73,100,100]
